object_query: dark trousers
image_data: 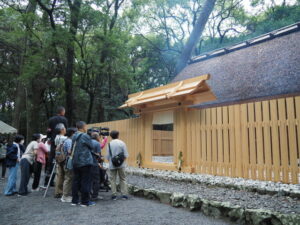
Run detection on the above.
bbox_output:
[32,162,42,189]
[91,166,100,198]
[0,158,6,178]
[72,166,92,205]
[44,143,56,186]
[19,158,32,195]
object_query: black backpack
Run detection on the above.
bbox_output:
[108,143,125,167]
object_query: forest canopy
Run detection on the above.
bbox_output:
[0,0,300,138]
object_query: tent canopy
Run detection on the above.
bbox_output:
[0,121,17,134]
[120,74,216,114]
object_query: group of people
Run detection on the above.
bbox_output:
[2,106,129,207]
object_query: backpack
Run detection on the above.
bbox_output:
[55,137,66,163]
[108,143,125,167]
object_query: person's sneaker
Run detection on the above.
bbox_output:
[17,193,28,197]
[121,195,128,200]
[32,188,40,192]
[39,185,47,189]
[61,196,72,203]
[80,201,96,207]
[71,202,79,206]
[111,195,117,201]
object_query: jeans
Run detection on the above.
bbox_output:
[110,168,128,196]
[19,158,32,195]
[4,163,19,195]
[72,166,92,205]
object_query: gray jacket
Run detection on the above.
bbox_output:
[72,132,93,168]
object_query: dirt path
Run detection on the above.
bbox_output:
[0,175,235,225]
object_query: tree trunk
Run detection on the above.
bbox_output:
[86,93,94,124]
[65,0,82,126]
[12,0,37,131]
[175,0,217,75]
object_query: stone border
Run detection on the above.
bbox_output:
[128,184,300,225]
[126,167,300,198]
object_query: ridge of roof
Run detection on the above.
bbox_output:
[190,22,300,64]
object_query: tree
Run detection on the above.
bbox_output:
[175,0,217,75]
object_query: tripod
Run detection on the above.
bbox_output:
[43,161,56,198]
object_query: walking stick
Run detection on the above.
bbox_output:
[43,161,56,198]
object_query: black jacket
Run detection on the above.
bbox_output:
[72,132,93,168]
[48,115,68,140]
[6,144,18,167]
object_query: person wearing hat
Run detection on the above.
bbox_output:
[32,134,49,191]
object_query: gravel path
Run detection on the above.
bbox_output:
[127,175,300,215]
[0,177,235,225]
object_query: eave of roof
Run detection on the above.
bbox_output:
[120,74,216,114]
[190,22,300,64]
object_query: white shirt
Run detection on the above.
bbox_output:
[13,142,21,161]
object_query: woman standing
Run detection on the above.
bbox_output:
[18,134,41,196]
[4,135,25,196]
[32,135,49,191]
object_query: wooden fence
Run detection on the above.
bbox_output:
[153,130,173,156]
[89,96,300,184]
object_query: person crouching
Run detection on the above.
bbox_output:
[18,134,41,196]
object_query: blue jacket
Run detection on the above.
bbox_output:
[6,144,18,167]
[72,132,93,168]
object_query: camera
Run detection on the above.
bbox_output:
[87,127,110,136]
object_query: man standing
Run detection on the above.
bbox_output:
[90,132,101,201]
[107,130,129,200]
[44,106,68,187]
[71,121,95,207]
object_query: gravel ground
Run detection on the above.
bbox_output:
[127,174,300,215]
[0,176,235,225]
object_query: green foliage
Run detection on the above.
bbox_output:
[0,0,299,134]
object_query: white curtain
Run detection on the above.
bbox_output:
[152,111,174,125]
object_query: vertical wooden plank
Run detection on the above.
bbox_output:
[255,101,264,180]
[248,103,257,180]
[270,100,281,182]
[196,110,201,172]
[295,96,300,162]
[240,104,249,179]
[186,111,192,169]
[278,98,289,183]
[228,106,235,177]
[200,109,207,173]
[234,105,242,177]
[206,108,212,174]
[286,97,298,184]
[223,106,230,176]
[191,111,197,170]
[144,114,153,164]
[262,101,272,181]
[217,107,223,175]
[211,107,218,175]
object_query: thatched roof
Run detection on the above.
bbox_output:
[0,121,17,134]
[173,23,300,107]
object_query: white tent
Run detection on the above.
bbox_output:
[0,121,17,134]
